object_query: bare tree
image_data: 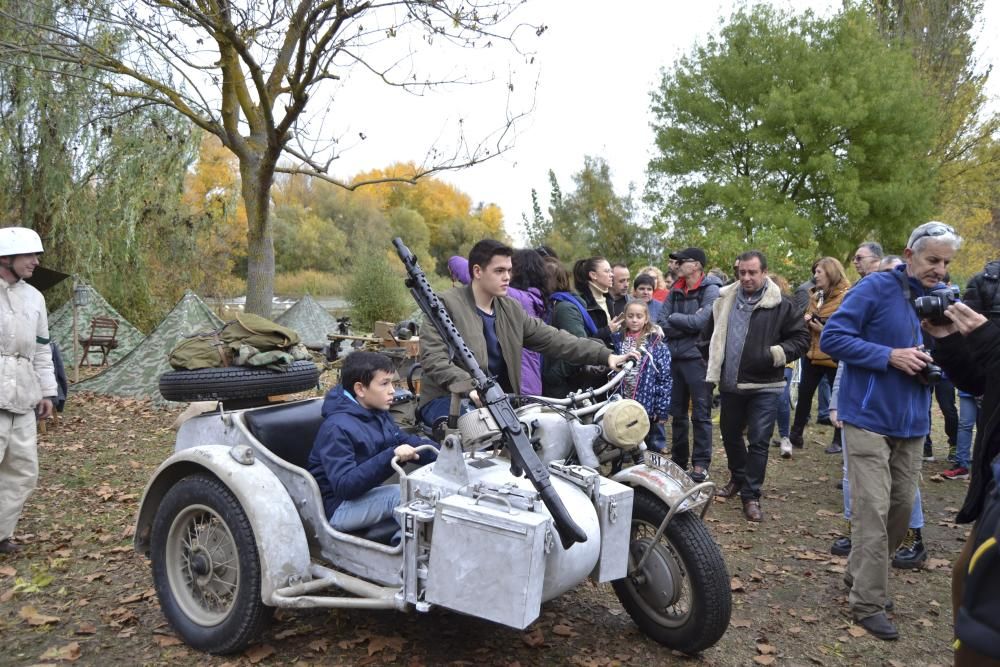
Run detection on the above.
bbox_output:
[0,0,539,315]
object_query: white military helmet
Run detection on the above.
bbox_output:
[0,227,44,256]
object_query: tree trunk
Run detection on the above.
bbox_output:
[240,154,276,318]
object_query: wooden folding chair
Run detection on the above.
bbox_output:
[79,316,119,367]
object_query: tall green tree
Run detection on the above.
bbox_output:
[868,0,1000,279]
[0,0,198,328]
[646,6,940,280]
[1,1,536,316]
[528,157,646,265]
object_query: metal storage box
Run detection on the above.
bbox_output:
[593,477,634,582]
[425,494,550,629]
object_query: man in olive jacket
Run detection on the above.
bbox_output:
[419,239,637,427]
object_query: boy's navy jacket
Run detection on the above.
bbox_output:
[820,265,936,438]
[308,385,434,519]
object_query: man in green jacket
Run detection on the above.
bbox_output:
[419,239,637,427]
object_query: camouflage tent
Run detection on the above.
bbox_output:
[74,291,224,404]
[274,294,339,349]
[48,283,145,365]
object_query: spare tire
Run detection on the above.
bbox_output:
[159,361,320,402]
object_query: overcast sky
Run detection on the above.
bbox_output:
[325,1,1000,243]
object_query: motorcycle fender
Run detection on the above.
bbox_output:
[611,463,700,512]
[134,445,311,604]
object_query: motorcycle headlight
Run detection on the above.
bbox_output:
[598,399,649,450]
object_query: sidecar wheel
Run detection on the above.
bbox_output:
[151,474,273,654]
[612,490,731,654]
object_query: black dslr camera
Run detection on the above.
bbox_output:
[916,345,943,385]
[913,286,959,325]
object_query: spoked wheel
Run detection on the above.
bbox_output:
[151,474,273,654]
[612,490,731,654]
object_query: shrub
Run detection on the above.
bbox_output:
[346,253,413,330]
[275,270,344,297]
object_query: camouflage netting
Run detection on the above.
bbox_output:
[48,282,146,365]
[274,294,339,349]
[73,291,224,405]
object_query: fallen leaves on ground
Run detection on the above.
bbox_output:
[19,605,60,626]
[39,641,81,662]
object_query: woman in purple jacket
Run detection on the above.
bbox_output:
[448,249,548,395]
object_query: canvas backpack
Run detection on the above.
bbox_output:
[169,313,308,370]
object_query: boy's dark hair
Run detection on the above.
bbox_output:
[341,351,394,396]
[468,239,513,274]
[633,273,656,290]
[511,248,548,296]
[736,250,768,271]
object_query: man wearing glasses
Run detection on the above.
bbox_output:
[852,242,883,279]
[657,247,722,483]
[821,221,961,640]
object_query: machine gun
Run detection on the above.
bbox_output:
[393,238,587,549]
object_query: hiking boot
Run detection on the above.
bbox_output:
[856,612,899,640]
[892,528,927,569]
[715,479,742,499]
[941,465,970,480]
[923,442,935,462]
[824,441,842,454]
[689,466,708,484]
[742,498,763,522]
[0,538,23,554]
[831,521,851,556]
[780,437,793,459]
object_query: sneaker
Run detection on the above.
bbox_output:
[923,443,935,462]
[779,437,793,459]
[689,466,708,483]
[824,442,842,454]
[831,536,852,556]
[891,528,927,569]
[941,465,970,480]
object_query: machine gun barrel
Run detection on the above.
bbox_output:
[392,237,587,549]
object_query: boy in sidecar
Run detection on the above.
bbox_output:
[308,351,436,542]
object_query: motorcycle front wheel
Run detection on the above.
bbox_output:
[612,490,731,654]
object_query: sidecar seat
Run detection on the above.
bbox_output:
[244,399,323,469]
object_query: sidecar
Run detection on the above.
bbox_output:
[134,396,636,655]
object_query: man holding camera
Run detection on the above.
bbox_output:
[820,221,961,640]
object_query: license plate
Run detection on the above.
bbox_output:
[646,451,668,469]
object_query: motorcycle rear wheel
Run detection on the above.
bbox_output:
[612,490,731,654]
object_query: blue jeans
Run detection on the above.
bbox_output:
[956,391,977,468]
[719,391,780,501]
[418,395,473,428]
[818,374,831,421]
[841,435,923,528]
[670,358,714,470]
[773,367,793,439]
[646,422,667,452]
[330,485,401,540]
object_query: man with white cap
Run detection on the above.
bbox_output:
[0,227,57,554]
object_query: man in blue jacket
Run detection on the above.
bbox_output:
[656,247,723,482]
[308,351,436,542]
[820,221,962,640]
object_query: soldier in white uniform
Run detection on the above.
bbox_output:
[0,227,56,554]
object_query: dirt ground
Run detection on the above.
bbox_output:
[1,387,967,667]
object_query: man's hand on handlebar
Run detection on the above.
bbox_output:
[607,350,641,369]
[393,444,421,462]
